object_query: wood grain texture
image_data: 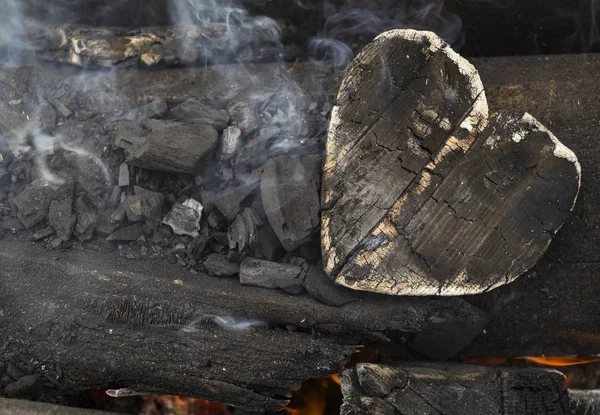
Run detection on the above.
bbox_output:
[322,29,580,295]
[340,362,570,415]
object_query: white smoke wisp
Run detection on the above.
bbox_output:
[181,314,269,333]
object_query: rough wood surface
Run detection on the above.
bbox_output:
[24,23,281,68]
[0,397,120,415]
[340,362,570,415]
[322,29,580,296]
[0,236,487,411]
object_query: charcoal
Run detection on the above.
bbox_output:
[1,217,23,232]
[48,197,76,241]
[13,178,73,228]
[252,224,283,261]
[31,227,55,241]
[207,209,227,231]
[115,119,218,174]
[226,100,258,136]
[4,375,41,399]
[6,363,24,381]
[118,163,130,187]
[73,196,97,241]
[39,99,57,129]
[170,98,230,130]
[109,204,127,224]
[162,198,203,237]
[81,179,105,198]
[228,208,260,261]
[47,96,72,118]
[187,232,212,261]
[221,126,241,159]
[124,187,164,221]
[203,253,241,277]
[234,127,280,173]
[107,223,143,241]
[203,181,259,221]
[126,98,168,122]
[303,265,359,307]
[108,186,121,207]
[260,154,321,251]
[239,257,305,295]
[95,211,119,236]
[0,167,10,187]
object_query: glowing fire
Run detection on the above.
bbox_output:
[140,394,227,415]
[518,356,600,367]
[284,374,341,415]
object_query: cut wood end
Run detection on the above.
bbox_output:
[322,29,580,296]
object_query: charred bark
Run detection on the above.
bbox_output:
[340,362,570,415]
[0,397,120,415]
[0,236,487,411]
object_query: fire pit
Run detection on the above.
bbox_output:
[1,0,599,414]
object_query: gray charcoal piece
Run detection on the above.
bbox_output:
[13,179,73,228]
[0,167,10,187]
[31,227,55,241]
[239,257,305,295]
[228,208,260,260]
[107,223,143,241]
[73,196,97,241]
[260,155,321,251]
[1,217,24,232]
[303,265,360,307]
[162,198,203,237]
[203,253,240,277]
[126,98,168,122]
[48,197,76,241]
[124,187,164,221]
[226,99,258,136]
[118,163,130,187]
[253,223,283,261]
[221,126,241,158]
[4,375,41,399]
[170,98,230,130]
[115,119,218,174]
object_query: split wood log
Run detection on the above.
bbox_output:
[321,29,581,296]
[568,390,600,415]
[23,22,282,68]
[340,362,570,415]
[0,397,120,415]
[0,236,488,411]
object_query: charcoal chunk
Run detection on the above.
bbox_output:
[227,99,258,136]
[13,178,73,228]
[228,208,260,261]
[303,265,359,307]
[261,155,321,251]
[221,126,241,159]
[48,197,76,241]
[239,257,305,295]
[170,98,230,130]
[115,119,218,174]
[107,223,143,241]
[126,98,168,122]
[4,375,42,399]
[162,198,203,237]
[203,253,240,277]
[118,163,130,187]
[73,196,97,241]
[124,187,164,221]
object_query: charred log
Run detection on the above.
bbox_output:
[340,362,570,415]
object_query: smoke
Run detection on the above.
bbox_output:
[571,0,600,52]
[181,314,269,333]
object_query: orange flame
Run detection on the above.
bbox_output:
[518,356,600,367]
[284,375,341,415]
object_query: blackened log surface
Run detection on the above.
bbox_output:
[0,236,488,410]
[322,29,580,296]
[25,24,281,68]
[340,363,569,415]
[459,54,600,357]
[0,397,122,415]
[568,390,600,415]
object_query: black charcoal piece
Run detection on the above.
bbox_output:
[124,187,164,222]
[261,154,321,251]
[48,197,75,241]
[239,257,305,295]
[13,178,73,228]
[203,253,240,277]
[73,196,97,241]
[228,208,260,261]
[115,119,218,174]
[162,198,203,237]
[107,223,143,241]
[170,98,229,130]
[303,265,359,307]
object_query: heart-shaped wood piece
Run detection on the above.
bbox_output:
[321,29,581,295]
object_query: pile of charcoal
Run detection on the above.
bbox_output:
[0,79,354,303]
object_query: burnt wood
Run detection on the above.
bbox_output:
[0,236,487,411]
[322,29,580,296]
[340,362,570,415]
[0,397,121,415]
